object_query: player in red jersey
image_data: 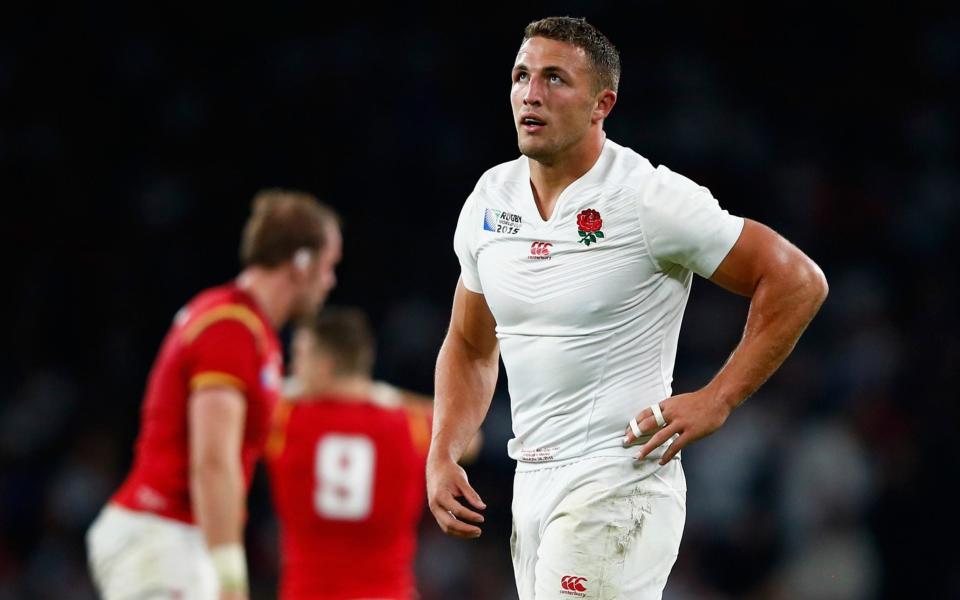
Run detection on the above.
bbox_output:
[87,189,342,600]
[268,307,474,600]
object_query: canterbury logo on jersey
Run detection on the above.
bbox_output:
[483,208,522,234]
[528,241,553,260]
[560,575,588,596]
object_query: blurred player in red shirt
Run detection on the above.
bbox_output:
[87,189,341,600]
[267,307,476,600]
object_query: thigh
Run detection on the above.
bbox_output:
[618,490,686,600]
[511,472,543,600]
[87,506,218,600]
[534,481,686,599]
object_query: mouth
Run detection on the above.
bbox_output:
[519,114,546,133]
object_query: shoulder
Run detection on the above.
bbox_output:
[594,140,657,194]
[183,303,266,341]
[185,283,241,310]
[456,156,527,233]
[478,154,527,185]
[648,163,709,197]
[594,141,709,202]
[629,157,717,221]
[399,402,431,454]
[180,298,269,354]
[470,155,528,200]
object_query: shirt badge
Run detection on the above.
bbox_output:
[576,208,605,246]
[483,208,522,234]
[528,241,553,260]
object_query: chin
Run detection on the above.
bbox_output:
[518,138,554,162]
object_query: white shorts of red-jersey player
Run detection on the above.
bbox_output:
[87,504,218,600]
[510,457,686,600]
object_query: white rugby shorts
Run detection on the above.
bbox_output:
[511,457,686,600]
[86,503,218,600]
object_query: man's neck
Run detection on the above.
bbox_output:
[529,130,606,220]
[307,377,373,402]
[235,268,293,328]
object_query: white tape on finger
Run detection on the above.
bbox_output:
[209,544,248,595]
[650,402,666,428]
[629,417,642,438]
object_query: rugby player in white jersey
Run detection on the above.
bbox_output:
[426,16,829,600]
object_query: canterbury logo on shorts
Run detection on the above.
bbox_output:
[560,575,588,595]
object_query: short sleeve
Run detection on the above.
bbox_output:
[184,319,261,394]
[640,165,744,278]
[453,191,483,293]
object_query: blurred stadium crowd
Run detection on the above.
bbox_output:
[2,3,957,599]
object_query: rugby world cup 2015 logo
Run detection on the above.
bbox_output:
[484,208,522,235]
[576,208,604,246]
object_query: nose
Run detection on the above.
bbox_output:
[523,75,544,106]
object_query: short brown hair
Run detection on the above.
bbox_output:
[304,307,375,378]
[523,16,621,92]
[240,188,339,268]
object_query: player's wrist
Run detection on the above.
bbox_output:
[209,543,249,595]
[705,379,747,412]
[428,440,466,465]
[427,449,453,467]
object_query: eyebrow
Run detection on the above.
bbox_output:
[512,63,573,77]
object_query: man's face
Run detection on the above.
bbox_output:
[511,37,600,163]
[291,223,342,321]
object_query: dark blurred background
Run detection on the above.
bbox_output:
[2,1,958,598]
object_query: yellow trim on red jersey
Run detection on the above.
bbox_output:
[190,371,248,392]
[265,401,294,460]
[403,403,431,455]
[182,303,267,352]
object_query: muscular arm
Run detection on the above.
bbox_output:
[433,280,499,461]
[427,279,499,538]
[706,219,828,406]
[627,219,829,461]
[189,386,246,548]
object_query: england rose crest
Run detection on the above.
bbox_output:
[576,208,605,246]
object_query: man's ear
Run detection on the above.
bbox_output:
[287,248,313,284]
[293,248,312,276]
[592,89,617,123]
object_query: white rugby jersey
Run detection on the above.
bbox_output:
[454,139,744,470]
